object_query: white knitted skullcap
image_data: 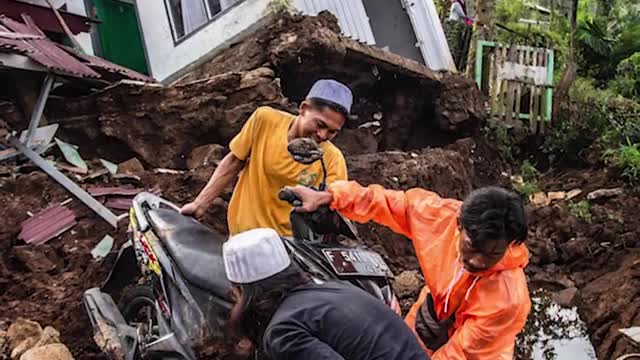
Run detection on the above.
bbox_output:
[223,228,291,284]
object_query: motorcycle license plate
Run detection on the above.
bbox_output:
[322,249,389,277]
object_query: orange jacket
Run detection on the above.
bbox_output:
[329,181,531,360]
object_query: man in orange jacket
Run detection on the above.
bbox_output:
[288,182,531,360]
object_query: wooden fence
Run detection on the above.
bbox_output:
[475,41,554,134]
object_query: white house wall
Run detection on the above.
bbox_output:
[135,0,271,83]
[294,0,375,45]
[64,0,94,55]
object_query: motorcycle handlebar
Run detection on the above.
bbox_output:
[278,188,302,207]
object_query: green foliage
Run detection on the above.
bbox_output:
[485,120,515,162]
[568,200,592,223]
[576,5,640,83]
[543,78,640,164]
[604,139,640,184]
[520,160,539,180]
[609,52,640,100]
[513,180,540,200]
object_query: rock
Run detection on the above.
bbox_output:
[566,188,582,200]
[531,273,575,290]
[7,319,41,352]
[530,192,550,207]
[12,246,56,273]
[332,128,378,156]
[433,74,486,132]
[10,338,37,360]
[548,191,566,201]
[0,330,8,358]
[33,327,59,347]
[186,144,226,170]
[587,187,624,201]
[393,270,424,298]
[552,286,578,307]
[19,344,73,360]
[560,237,591,262]
[117,158,145,175]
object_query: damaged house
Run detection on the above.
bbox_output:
[86,0,455,82]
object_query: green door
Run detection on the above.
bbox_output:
[93,0,149,74]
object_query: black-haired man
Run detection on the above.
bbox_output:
[288,184,531,360]
[181,80,351,237]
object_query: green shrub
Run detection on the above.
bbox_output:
[568,200,592,223]
[604,139,640,184]
[520,160,539,180]
[513,180,540,200]
[544,78,640,163]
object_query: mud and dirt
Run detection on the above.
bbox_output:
[0,10,638,360]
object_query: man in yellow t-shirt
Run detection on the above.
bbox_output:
[181,79,351,237]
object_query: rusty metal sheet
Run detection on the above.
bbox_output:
[0,15,100,78]
[88,186,144,197]
[0,0,98,34]
[104,197,133,210]
[61,45,154,83]
[18,204,77,245]
[0,15,154,83]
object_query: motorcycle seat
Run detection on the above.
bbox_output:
[147,208,231,296]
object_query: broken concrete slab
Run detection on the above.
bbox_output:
[187,144,225,170]
[619,327,640,344]
[587,187,624,200]
[54,138,87,172]
[90,235,113,260]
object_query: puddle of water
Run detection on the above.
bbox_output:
[516,289,597,360]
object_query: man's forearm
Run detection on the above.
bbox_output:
[194,152,244,206]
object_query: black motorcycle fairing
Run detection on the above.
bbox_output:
[147,209,231,296]
[102,241,138,293]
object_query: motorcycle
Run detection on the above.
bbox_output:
[83,138,399,360]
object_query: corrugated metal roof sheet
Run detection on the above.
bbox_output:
[403,0,455,72]
[61,45,154,83]
[88,186,144,197]
[104,197,133,210]
[294,0,376,45]
[0,15,156,82]
[18,204,77,245]
[0,14,101,78]
[1,0,99,34]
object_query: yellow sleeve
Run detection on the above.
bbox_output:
[325,147,347,183]
[229,107,264,161]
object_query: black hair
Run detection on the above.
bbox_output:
[460,186,528,247]
[227,262,311,347]
[308,97,350,122]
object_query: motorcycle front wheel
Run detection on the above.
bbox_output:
[120,286,161,359]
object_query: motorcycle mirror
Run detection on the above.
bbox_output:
[287,138,324,165]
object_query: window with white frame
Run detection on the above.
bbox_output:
[165,0,241,41]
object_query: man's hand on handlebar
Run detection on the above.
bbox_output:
[180,200,208,220]
[285,186,334,213]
